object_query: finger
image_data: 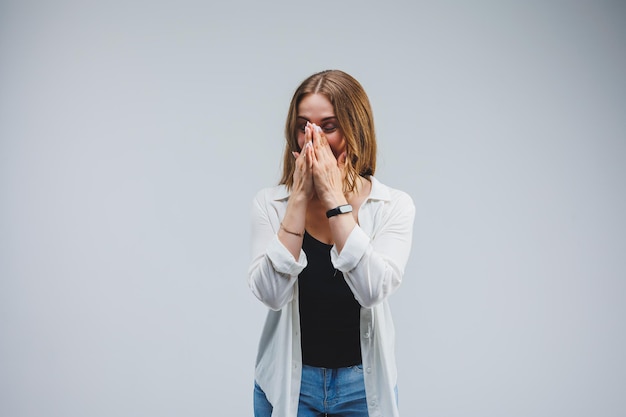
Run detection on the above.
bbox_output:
[303,123,312,146]
[314,138,335,163]
[308,125,324,151]
[306,141,315,168]
[310,124,324,148]
[294,148,307,170]
[313,130,333,158]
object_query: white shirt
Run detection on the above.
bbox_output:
[248,177,415,417]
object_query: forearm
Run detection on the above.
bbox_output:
[249,190,309,310]
[278,192,308,259]
[332,226,407,308]
[248,240,305,310]
[332,195,415,307]
[328,208,356,253]
[321,188,355,254]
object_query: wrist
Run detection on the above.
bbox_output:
[288,190,310,206]
[323,194,348,211]
[326,204,353,218]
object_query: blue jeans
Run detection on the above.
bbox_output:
[254,364,368,417]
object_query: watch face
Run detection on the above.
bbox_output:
[339,205,351,213]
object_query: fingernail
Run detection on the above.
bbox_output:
[314,125,322,133]
[292,151,297,159]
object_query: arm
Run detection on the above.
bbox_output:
[331,191,415,308]
[308,124,355,253]
[308,125,415,306]
[247,191,307,311]
[248,136,314,310]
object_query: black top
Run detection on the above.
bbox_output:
[298,231,362,368]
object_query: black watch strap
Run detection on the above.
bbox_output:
[326,204,353,218]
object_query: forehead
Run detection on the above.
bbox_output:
[297,93,335,116]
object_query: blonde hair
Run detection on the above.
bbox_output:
[279,70,377,193]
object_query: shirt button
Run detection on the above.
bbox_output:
[364,332,370,338]
[366,367,372,373]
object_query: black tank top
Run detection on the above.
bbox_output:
[298,231,362,368]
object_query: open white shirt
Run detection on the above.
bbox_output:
[248,177,415,417]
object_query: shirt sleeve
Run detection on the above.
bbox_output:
[331,191,415,308]
[248,190,307,311]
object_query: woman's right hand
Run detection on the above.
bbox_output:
[291,126,315,201]
[278,127,314,259]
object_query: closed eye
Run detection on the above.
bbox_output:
[322,124,338,133]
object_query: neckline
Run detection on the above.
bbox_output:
[304,230,333,247]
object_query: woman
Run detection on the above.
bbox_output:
[248,70,414,417]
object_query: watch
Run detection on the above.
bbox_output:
[326,204,353,218]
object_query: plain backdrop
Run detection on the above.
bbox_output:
[1,1,625,416]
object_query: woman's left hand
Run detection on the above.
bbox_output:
[308,123,348,209]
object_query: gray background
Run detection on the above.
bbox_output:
[1,1,625,416]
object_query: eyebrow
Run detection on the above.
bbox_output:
[296,116,338,122]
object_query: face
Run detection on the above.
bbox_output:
[296,93,346,158]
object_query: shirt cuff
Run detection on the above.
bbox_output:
[267,234,308,276]
[331,225,370,272]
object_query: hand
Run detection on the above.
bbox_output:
[291,127,315,201]
[308,123,348,209]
